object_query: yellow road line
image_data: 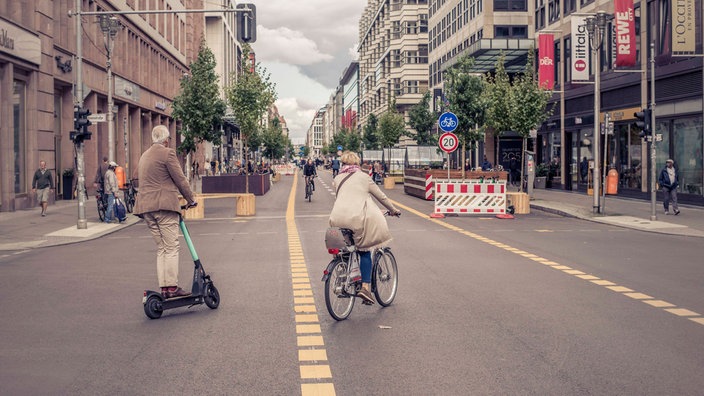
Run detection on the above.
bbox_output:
[390,198,704,328]
[286,171,336,396]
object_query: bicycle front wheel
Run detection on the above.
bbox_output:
[97,198,106,222]
[324,259,355,320]
[373,248,398,307]
[125,190,134,213]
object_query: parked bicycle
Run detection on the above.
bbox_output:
[96,188,107,222]
[122,178,138,213]
[321,211,399,321]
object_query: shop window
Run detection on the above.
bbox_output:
[13,80,27,194]
[673,117,703,195]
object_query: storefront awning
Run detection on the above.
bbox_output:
[440,38,534,74]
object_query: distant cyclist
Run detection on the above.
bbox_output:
[331,157,341,177]
[303,158,317,192]
[329,151,400,305]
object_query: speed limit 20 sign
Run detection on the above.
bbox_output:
[439,132,459,153]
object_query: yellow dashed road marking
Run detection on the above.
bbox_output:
[390,198,704,328]
[286,173,336,395]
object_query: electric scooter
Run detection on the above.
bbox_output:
[143,203,220,319]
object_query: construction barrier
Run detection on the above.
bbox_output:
[404,168,508,201]
[434,179,507,215]
[273,164,296,175]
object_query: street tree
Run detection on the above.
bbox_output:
[363,113,380,150]
[444,55,487,175]
[226,44,276,191]
[376,102,405,173]
[484,51,513,170]
[171,40,226,156]
[509,49,554,190]
[260,117,287,161]
[407,91,438,146]
[331,127,362,155]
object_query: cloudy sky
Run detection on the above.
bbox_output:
[244,0,367,143]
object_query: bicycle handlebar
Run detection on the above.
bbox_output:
[384,210,401,217]
[180,202,198,210]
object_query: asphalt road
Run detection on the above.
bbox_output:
[1,169,703,395]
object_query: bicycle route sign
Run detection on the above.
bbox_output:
[438,111,458,132]
[439,132,459,153]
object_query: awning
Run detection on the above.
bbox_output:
[440,38,534,74]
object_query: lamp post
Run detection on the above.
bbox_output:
[99,15,121,163]
[585,11,609,214]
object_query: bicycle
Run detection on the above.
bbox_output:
[321,211,400,321]
[96,188,107,222]
[304,175,315,202]
[122,178,137,213]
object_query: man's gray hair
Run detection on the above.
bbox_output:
[152,125,171,143]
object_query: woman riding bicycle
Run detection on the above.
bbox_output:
[329,151,401,304]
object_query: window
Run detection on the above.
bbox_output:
[535,0,545,30]
[563,0,575,15]
[494,0,527,11]
[548,0,560,24]
[495,25,527,38]
[13,80,27,193]
[419,14,428,33]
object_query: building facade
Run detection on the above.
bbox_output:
[537,0,703,203]
[358,0,429,146]
[341,61,360,133]
[0,0,205,211]
[306,108,325,157]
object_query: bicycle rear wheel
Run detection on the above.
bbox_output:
[324,259,355,320]
[373,248,398,307]
[97,197,106,222]
[306,183,312,202]
[124,188,134,213]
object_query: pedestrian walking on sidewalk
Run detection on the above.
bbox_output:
[31,160,54,217]
[134,125,197,299]
[658,159,680,215]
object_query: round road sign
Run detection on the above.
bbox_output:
[439,132,459,153]
[438,112,458,132]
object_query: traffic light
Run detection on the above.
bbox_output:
[236,3,257,43]
[70,106,92,143]
[634,108,651,139]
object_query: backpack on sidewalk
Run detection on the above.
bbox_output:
[114,197,127,222]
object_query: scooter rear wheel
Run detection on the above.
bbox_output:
[144,295,163,319]
[204,284,220,309]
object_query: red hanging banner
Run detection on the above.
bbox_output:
[538,34,555,90]
[614,0,636,67]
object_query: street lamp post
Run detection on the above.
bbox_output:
[585,11,609,214]
[100,16,121,163]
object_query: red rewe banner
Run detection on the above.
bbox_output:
[538,34,554,90]
[614,0,636,67]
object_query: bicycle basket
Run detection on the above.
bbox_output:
[325,227,354,250]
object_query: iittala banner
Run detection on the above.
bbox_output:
[614,0,636,67]
[571,15,590,81]
[538,34,555,89]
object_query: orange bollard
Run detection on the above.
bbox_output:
[606,168,618,195]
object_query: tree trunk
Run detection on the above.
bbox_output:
[244,141,250,194]
[461,140,466,180]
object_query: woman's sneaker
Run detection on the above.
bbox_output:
[356,287,375,305]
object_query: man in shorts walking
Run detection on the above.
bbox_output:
[32,160,54,216]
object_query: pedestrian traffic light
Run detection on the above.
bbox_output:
[236,3,257,43]
[634,108,651,139]
[71,106,92,143]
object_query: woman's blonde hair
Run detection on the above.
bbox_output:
[340,151,360,165]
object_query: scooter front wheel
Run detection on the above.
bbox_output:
[204,284,220,309]
[144,295,163,319]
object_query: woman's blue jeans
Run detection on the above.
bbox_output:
[359,250,372,283]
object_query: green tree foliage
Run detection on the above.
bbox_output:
[363,113,380,149]
[226,44,277,157]
[330,127,362,155]
[484,52,513,137]
[260,117,288,161]
[444,56,487,146]
[377,106,405,149]
[510,49,553,139]
[171,40,226,154]
[407,92,438,146]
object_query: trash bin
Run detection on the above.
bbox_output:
[606,167,618,195]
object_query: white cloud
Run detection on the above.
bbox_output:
[256,26,333,66]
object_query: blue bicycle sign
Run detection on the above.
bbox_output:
[438,112,458,132]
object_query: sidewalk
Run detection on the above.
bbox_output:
[529,188,704,238]
[2,181,703,251]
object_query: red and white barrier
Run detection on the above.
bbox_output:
[273,164,296,175]
[425,174,434,200]
[434,180,506,215]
